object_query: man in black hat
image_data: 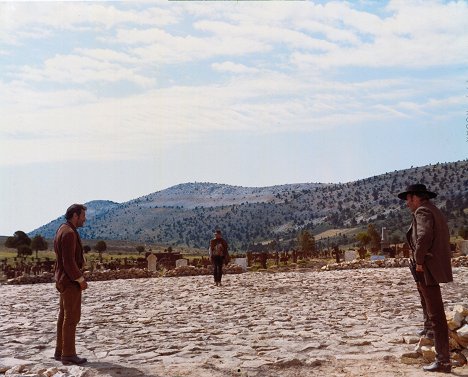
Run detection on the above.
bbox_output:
[398,184,452,373]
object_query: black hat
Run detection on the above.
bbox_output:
[397,184,437,200]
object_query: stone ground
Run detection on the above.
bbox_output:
[1,267,468,377]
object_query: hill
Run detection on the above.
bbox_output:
[29,160,468,251]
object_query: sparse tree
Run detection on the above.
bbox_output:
[136,245,145,255]
[83,245,91,254]
[17,244,32,257]
[367,224,381,251]
[355,232,371,248]
[94,240,107,261]
[298,230,316,257]
[30,235,48,258]
[4,230,32,257]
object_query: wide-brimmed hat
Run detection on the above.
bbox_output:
[397,184,437,200]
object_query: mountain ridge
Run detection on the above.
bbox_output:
[29,160,468,251]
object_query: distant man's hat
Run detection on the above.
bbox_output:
[397,184,437,200]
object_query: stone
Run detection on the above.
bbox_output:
[233,258,248,272]
[176,259,188,268]
[454,304,468,317]
[401,352,422,365]
[447,309,464,330]
[4,364,28,375]
[414,337,433,353]
[456,324,468,348]
[401,351,421,359]
[147,254,157,272]
[403,336,419,344]
[462,348,468,359]
[449,336,462,351]
[460,240,468,256]
[421,346,436,362]
[0,358,34,373]
[452,351,467,367]
[344,250,357,262]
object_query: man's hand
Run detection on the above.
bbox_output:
[416,264,424,272]
[79,280,88,290]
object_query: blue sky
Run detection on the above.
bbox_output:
[0,0,467,236]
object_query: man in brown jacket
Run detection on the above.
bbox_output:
[398,184,452,373]
[54,204,88,365]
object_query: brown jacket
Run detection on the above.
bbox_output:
[406,201,453,285]
[54,222,85,285]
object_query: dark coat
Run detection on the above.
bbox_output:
[406,201,453,285]
[54,222,85,285]
[209,238,229,259]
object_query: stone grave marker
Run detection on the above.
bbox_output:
[176,259,188,268]
[370,255,386,261]
[147,254,157,272]
[460,240,468,256]
[233,258,248,272]
[344,250,357,262]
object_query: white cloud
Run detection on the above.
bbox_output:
[110,27,270,64]
[16,54,154,87]
[211,61,258,74]
[0,2,178,44]
[0,1,466,167]
[290,1,468,69]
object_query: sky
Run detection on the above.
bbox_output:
[0,0,467,236]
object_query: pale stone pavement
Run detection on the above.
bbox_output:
[1,267,468,377]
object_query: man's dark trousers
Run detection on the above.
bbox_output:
[416,271,450,363]
[212,256,224,283]
[417,283,433,334]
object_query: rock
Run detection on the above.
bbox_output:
[43,367,60,377]
[414,337,433,353]
[454,304,468,317]
[452,351,467,367]
[447,309,464,330]
[4,364,30,376]
[421,346,436,362]
[401,352,422,365]
[403,336,419,344]
[0,358,34,373]
[449,336,462,351]
[456,324,468,348]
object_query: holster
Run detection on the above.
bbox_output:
[409,258,418,282]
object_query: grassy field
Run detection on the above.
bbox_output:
[0,236,208,266]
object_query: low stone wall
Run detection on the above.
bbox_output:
[4,257,468,285]
[322,256,468,271]
[402,305,468,367]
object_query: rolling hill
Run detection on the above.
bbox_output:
[29,160,468,251]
